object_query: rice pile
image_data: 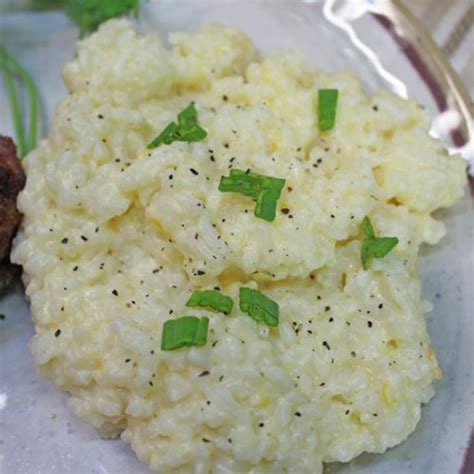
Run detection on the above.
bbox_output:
[12,19,466,473]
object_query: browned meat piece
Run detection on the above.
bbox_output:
[0,135,26,292]
[0,262,19,293]
[0,135,25,258]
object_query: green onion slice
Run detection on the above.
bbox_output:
[161,316,209,351]
[360,216,399,270]
[318,89,338,132]
[148,103,207,149]
[186,290,233,315]
[218,169,286,222]
[360,216,375,239]
[255,177,286,222]
[239,287,279,327]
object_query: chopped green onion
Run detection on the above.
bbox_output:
[66,0,141,37]
[255,177,286,222]
[218,169,286,222]
[148,122,179,148]
[239,288,279,327]
[218,169,262,198]
[148,103,207,149]
[186,290,233,315]
[161,316,209,351]
[360,216,375,239]
[318,89,338,131]
[0,47,41,158]
[360,216,399,270]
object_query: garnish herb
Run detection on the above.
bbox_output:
[148,103,207,149]
[0,47,40,158]
[186,290,233,315]
[66,0,140,37]
[218,169,286,222]
[161,316,209,351]
[318,89,339,131]
[360,215,375,239]
[360,216,399,270]
[239,288,279,327]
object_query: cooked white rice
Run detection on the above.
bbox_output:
[12,19,466,473]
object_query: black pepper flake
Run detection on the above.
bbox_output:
[325,306,331,312]
[202,438,210,443]
[351,351,356,357]
[80,235,88,242]
[212,340,218,347]
[372,105,379,111]
[322,341,331,350]
[319,382,326,387]
[294,412,302,417]
[206,400,211,405]
[73,266,78,272]
[228,438,232,443]
[259,422,265,428]
[378,303,384,309]
[307,330,313,335]
[54,329,61,337]
[372,413,378,417]
[61,237,69,244]
[281,208,290,215]
[125,358,131,363]
[190,168,199,175]
[149,381,154,387]
[222,95,228,101]
[98,114,104,119]
[95,227,99,233]
[219,375,224,382]
[111,289,119,296]
[345,410,350,415]
[0,314,5,320]
[368,320,373,328]
[328,317,334,322]
[150,350,155,355]
[194,233,199,240]
[199,371,210,377]
[197,270,206,276]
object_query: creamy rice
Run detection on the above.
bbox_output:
[12,19,466,473]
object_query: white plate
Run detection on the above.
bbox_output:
[0,1,473,473]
